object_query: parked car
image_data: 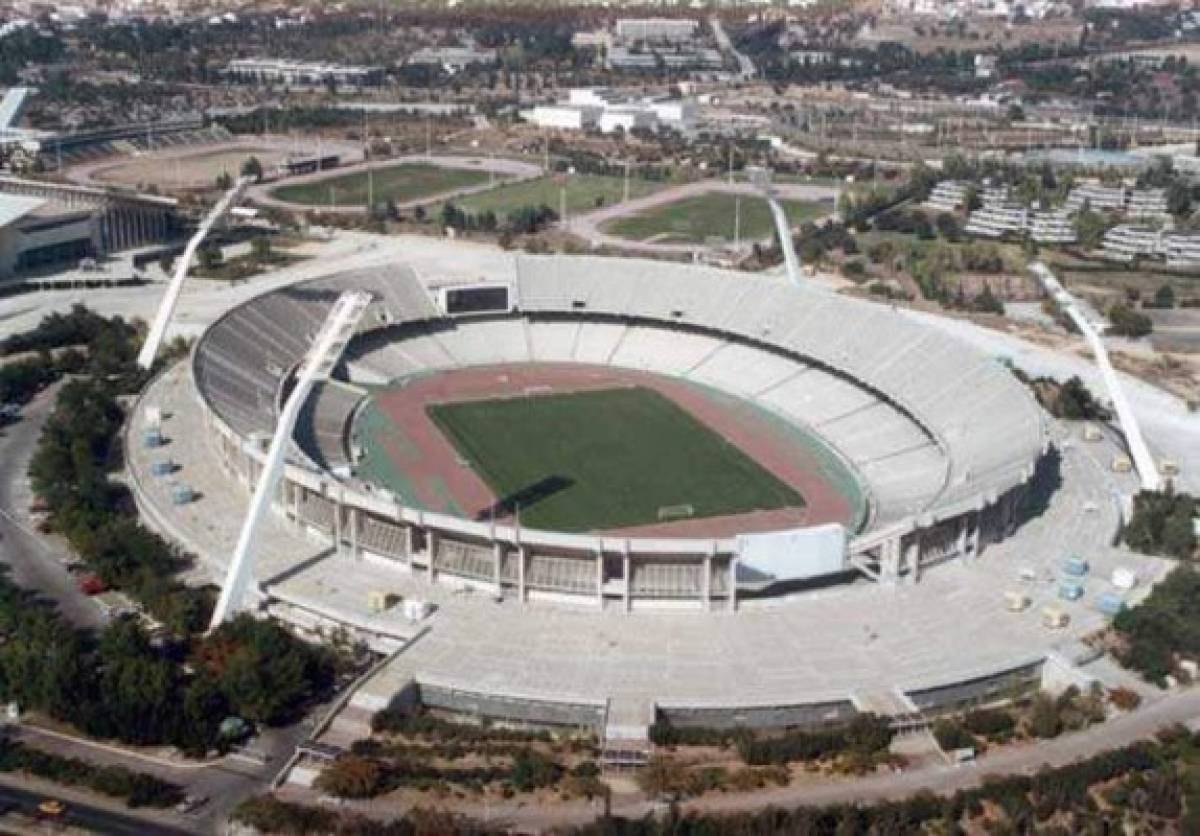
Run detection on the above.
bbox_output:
[78,574,107,596]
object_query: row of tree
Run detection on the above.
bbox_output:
[234,725,1200,833]
[1,308,340,754]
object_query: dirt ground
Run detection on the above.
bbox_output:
[68,136,360,194]
[363,362,860,539]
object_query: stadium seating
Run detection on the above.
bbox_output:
[295,381,363,473]
[195,253,1046,549]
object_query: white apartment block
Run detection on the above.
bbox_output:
[1126,188,1168,218]
[1066,182,1169,218]
[1101,224,1162,262]
[964,201,1028,238]
[1029,210,1077,245]
[926,180,970,213]
[1161,232,1200,267]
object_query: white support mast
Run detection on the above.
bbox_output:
[137,177,253,369]
[208,290,374,631]
[749,166,802,286]
[1030,262,1160,492]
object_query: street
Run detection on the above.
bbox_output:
[0,383,315,833]
[0,382,106,629]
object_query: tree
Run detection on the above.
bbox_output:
[1107,303,1153,338]
[215,171,233,190]
[1122,489,1198,559]
[315,755,385,799]
[972,284,1004,315]
[250,236,272,262]
[1151,283,1176,309]
[1166,181,1192,219]
[200,615,334,726]
[1074,207,1109,250]
[935,212,961,241]
[1028,693,1063,739]
[240,156,263,182]
[197,245,222,273]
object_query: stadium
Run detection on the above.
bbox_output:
[128,250,1156,738]
[190,255,1047,603]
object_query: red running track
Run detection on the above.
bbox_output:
[368,363,858,539]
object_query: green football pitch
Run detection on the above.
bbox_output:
[427,387,804,532]
[270,162,492,207]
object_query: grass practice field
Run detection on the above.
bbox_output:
[428,386,803,532]
[270,162,492,206]
[602,193,829,245]
[445,174,667,220]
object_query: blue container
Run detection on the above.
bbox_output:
[1062,556,1089,577]
[1058,582,1084,601]
[171,484,194,505]
[1097,592,1125,615]
[142,428,163,448]
[150,459,173,477]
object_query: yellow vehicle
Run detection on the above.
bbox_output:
[37,799,66,818]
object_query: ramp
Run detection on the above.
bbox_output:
[0,87,32,132]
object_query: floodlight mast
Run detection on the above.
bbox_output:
[137,176,253,370]
[1030,262,1160,492]
[749,166,802,286]
[207,290,374,631]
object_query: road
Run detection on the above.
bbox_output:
[374,683,1200,832]
[0,777,194,836]
[711,16,756,79]
[0,383,315,833]
[246,153,544,215]
[0,382,106,629]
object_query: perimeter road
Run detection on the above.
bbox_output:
[0,381,106,629]
[0,777,194,836]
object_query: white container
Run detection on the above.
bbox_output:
[1112,568,1138,591]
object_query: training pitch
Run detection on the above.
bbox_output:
[270,162,493,207]
[602,193,829,244]
[427,386,804,532]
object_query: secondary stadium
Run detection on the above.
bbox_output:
[128,251,1159,736]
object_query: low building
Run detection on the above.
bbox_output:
[0,193,97,278]
[615,18,699,44]
[645,97,697,130]
[524,105,598,131]
[225,59,385,88]
[608,46,724,72]
[525,89,696,134]
[599,108,658,134]
[406,46,498,71]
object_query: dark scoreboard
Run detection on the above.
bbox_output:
[443,285,511,315]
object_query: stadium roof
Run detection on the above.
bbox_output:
[0,194,46,229]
